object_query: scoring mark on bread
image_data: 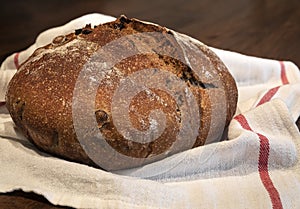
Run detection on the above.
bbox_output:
[15,98,25,121]
[75,28,83,35]
[113,15,132,31]
[180,67,216,89]
[113,22,125,30]
[51,130,59,147]
[158,54,216,89]
[75,24,93,35]
[95,109,110,129]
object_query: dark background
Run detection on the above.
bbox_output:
[0,0,300,208]
[1,0,300,66]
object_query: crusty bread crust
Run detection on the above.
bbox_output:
[6,16,237,170]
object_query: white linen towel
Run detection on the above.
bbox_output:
[0,13,300,209]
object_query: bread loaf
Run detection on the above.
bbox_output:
[5,16,238,170]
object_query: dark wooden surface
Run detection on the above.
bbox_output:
[0,0,300,208]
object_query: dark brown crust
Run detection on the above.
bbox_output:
[5,15,238,170]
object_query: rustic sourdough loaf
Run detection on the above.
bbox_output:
[6,16,238,170]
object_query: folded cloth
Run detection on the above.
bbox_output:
[0,13,300,209]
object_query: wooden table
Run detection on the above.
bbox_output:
[0,0,299,208]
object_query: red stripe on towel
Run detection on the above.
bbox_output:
[234,114,253,131]
[14,52,20,69]
[0,102,6,107]
[234,114,283,209]
[256,61,289,106]
[279,61,289,85]
[256,86,280,106]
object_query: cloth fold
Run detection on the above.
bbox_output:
[0,13,300,209]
